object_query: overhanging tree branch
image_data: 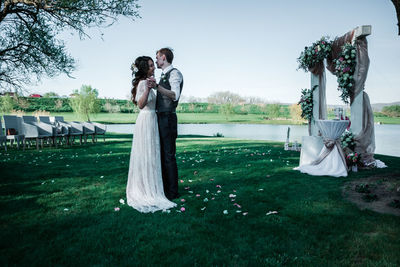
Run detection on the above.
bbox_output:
[0,0,141,92]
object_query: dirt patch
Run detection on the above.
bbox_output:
[342,173,400,216]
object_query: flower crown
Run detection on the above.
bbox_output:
[130,63,139,76]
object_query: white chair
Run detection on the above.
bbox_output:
[53,116,83,145]
[80,122,96,144]
[0,117,8,151]
[92,122,107,142]
[39,116,68,147]
[2,115,25,150]
[22,115,53,148]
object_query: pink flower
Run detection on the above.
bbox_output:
[180,180,184,183]
[216,185,221,188]
[196,194,200,197]
[210,178,214,181]
[339,57,344,61]
[180,207,185,212]
[181,199,185,202]
[234,203,241,208]
[114,207,120,211]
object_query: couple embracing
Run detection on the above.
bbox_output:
[126,48,183,213]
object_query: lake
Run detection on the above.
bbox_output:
[106,123,400,157]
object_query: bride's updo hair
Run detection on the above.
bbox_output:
[131,56,153,105]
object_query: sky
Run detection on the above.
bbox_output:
[29,0,400,105]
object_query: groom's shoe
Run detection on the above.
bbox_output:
[167,193,180,201]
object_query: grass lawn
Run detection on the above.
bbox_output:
[1,134,399,266]
[46,112,303,125]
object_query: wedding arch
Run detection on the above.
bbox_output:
[298,25,376,167]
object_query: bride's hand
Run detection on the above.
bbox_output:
[147,77,157,89]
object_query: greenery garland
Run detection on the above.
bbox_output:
[333,43,357,104]
[297,36,332,72]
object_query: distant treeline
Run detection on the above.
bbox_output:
[3,96,400,118]
[3,97,290,117]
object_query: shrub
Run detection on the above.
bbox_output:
[382,105,400,117]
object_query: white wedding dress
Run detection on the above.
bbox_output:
[126,80,177,213]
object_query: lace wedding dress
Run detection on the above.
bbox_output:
[126,80,177,213]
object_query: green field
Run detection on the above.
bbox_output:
[1,134,399,266]
[9,112,400,125]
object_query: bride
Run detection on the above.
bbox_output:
[126,56,177,213]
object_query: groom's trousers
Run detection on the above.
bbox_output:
[157,112,179,200]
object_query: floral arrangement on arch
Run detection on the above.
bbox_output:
[341,130,356,151]
[297,36,332,72]
[298,85,318,122]
[334,43,357,104]
[346,152,359,166]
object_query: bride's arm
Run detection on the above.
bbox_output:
[137,80,151,109]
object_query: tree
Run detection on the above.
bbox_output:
[289,103,303,122]
[43,92,59,98]
[69,85,101,121]
[207,91,244,105]
[220,103,234,121]
[0,94,14,113]
[382,105,400,117]
[391,0,400,35]
[265,103,281,118]
[0,0,141,92]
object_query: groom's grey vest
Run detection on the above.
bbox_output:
[156,68,183,113]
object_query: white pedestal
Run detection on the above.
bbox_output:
[299,136,324,166]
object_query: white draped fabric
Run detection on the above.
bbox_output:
[126,80,177,213]
[295,120,349,177]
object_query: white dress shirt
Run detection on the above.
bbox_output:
[162,65,183,101]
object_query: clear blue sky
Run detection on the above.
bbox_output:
[30,0,400,105]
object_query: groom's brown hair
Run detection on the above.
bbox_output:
[157,48,174,63]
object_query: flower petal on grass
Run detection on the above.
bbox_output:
[114,207,120,211]
[229,194,236,198]
[119,199,125,204]
[266,211,278,216]
[180,207,186,212]
[242,212,248,216]
[201,207,206,211]
[203,198,209,202]
[223,210,228,215]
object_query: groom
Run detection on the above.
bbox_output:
[148,48,183,200]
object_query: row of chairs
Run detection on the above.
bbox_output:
[0,115,107,151]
